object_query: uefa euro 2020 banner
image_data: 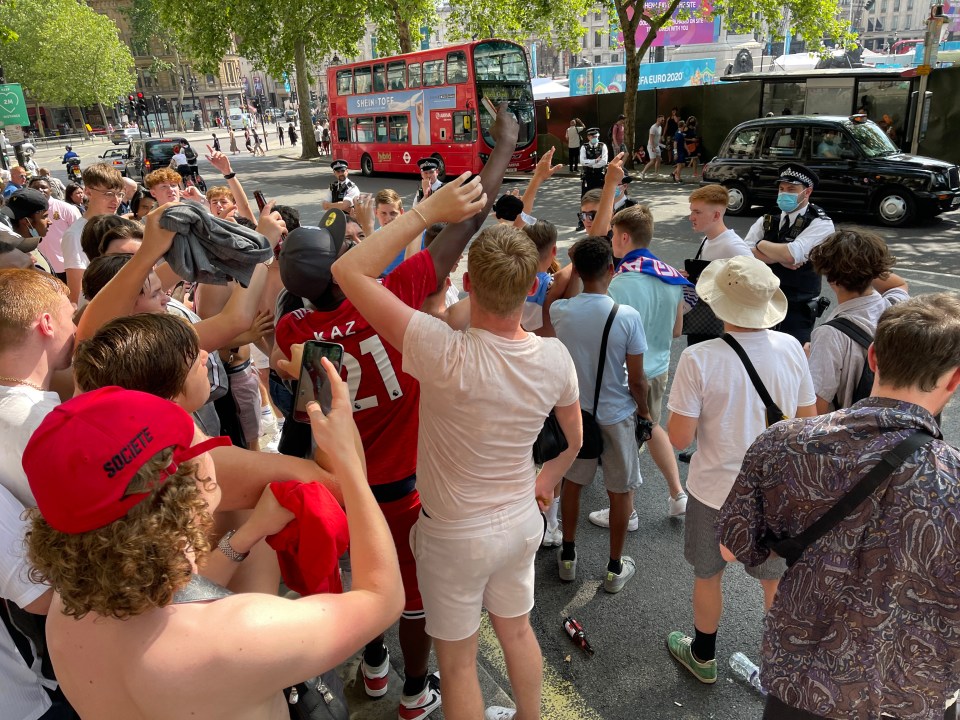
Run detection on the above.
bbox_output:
[569,59,717,96]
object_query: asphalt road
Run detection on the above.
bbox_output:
[35,136,960,719]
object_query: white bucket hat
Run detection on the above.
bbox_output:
[696,256,788,329]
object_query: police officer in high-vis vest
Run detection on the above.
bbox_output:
[744,163,836,344]
[322,159,360,213]
[579,127,608,197]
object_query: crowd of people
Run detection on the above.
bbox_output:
[0,98,959,720]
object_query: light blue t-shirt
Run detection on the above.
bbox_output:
[550,293,647,425]
[608,271,682,379]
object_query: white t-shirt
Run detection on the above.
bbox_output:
[403,312,578,525]
[808,288,909,410]
[648,123,662,150]
[0,483,54,720]
[698,228,752,261]
[172,151,189,166]
[38,198,82,274]
[0,386,61,508]
[566,125,582,149]
[667,330,816,509]
[60,216,89,271]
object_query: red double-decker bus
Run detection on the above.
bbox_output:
[327,39,537,178]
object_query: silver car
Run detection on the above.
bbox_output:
[110,127,141,145]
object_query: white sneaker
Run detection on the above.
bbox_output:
[484,708,516,720]
[588,508,639,531]
[541,523,562,548]
[669,492,688,517]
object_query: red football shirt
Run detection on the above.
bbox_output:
[275,251,437,485]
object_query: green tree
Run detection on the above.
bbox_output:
[442,0,593,52]
[611,0,853,164]
[153,0,367,160]
[0,0,134,134]
[125,0,187,130]
[366,0,436,54]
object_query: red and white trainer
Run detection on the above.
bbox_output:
[360,647,390,698]
[398,673,441,720]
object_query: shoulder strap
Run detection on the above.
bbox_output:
[721,333,786,424]
[766,431,936,566]
[825,316,873,349]
[593,303,620,412]
[694,237,708,261]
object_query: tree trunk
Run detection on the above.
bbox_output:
[624,51,639,168]
[97,103,109,131]
[34,101,45,137]
[397,19,414,54]
[294,39,319,160]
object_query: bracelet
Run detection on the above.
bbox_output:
[223,172,236,180]
[410,206,429,227]
[217,529,249,562]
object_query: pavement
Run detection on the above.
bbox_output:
[28,137,960,719]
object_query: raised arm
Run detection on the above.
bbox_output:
[206,147,255,222]
[331,175,487,351]
[427,102,520,279]
[591,152,625,238]
[521,147,563,216]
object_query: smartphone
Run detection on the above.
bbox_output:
[294,341,344,422]
[254,190,267,211]
[480,96,498,119]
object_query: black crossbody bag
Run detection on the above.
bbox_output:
[762,430,935,566]
[722,334,787,427]
[532,303,618,463]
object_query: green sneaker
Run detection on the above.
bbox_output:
[667,631,717,684]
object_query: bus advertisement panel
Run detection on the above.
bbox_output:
[328,39,537,178]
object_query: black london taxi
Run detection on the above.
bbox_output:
[701,114,960,226]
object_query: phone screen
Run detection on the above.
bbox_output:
[294,341,344,422]
[480,97,498,119]
[254,190,267,211]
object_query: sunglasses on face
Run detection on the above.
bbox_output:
[578,211,597,221]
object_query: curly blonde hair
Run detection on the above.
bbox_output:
[27,448,215,620]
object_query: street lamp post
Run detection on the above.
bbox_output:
[189,75,200,129]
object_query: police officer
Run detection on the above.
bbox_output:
[322,159,360,213]
[413,157,444,207]
[579,127,608,197]
[744,163,836,344]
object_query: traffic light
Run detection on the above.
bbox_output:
[218,95,225,110]
[136,92,147,114]
[310,90,317,103]
[128,94,136,116]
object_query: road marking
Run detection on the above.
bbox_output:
[477,611,603,720]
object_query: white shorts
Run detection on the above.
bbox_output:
[411,501,542,642]
[250,344,270,371]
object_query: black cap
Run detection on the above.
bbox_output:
[417,158,439,171]
[279,209,347,305]
[492,194,524,221]
[586,127,600,135]
[6,188,48,220]
[620,175,635,184]
[617,114,626,120]
[777,163,818,189]
[331,160,348,171]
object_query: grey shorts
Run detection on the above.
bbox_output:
[227,361,262,445]
[565,414,641,494]
[647,372,668,425]
[684,494,785,580]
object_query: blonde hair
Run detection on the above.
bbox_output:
[81,163,124,191]
[374,188,403,209]
[0,269,69,348]
[689,184,729,207]
[206,186,235,203]
[467,225,538,316]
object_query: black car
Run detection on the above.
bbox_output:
[124,137,199,184]
[701,115,960,226]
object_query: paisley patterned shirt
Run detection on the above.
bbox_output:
[718,398,960,719]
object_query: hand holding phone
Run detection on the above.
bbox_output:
[480,97,498,119]
[294,341,345,422]
[254,190,267,211]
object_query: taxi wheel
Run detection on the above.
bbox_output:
[875,187,915,227]
[724,181,751,216]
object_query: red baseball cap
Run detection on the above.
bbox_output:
[23,386,230,534]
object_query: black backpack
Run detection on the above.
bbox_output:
[824,316,874,408]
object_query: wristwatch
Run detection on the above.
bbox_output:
[217,529,249,562]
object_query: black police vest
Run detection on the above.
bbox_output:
[330,180,353,203]
[762,203,828,301]
[584,144,603,161]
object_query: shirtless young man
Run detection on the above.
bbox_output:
[24,365,403,720]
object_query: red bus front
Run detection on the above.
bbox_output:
[328,39,537,178]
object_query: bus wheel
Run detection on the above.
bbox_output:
[361,154,374,177]
[431,153,446,181]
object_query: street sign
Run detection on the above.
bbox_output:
[5,125,23,142]
[917,64,932,75]
[0,83,28,127]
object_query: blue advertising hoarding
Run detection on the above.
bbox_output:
[569,59,717,96]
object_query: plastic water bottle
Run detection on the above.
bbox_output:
[729,652,767,696]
